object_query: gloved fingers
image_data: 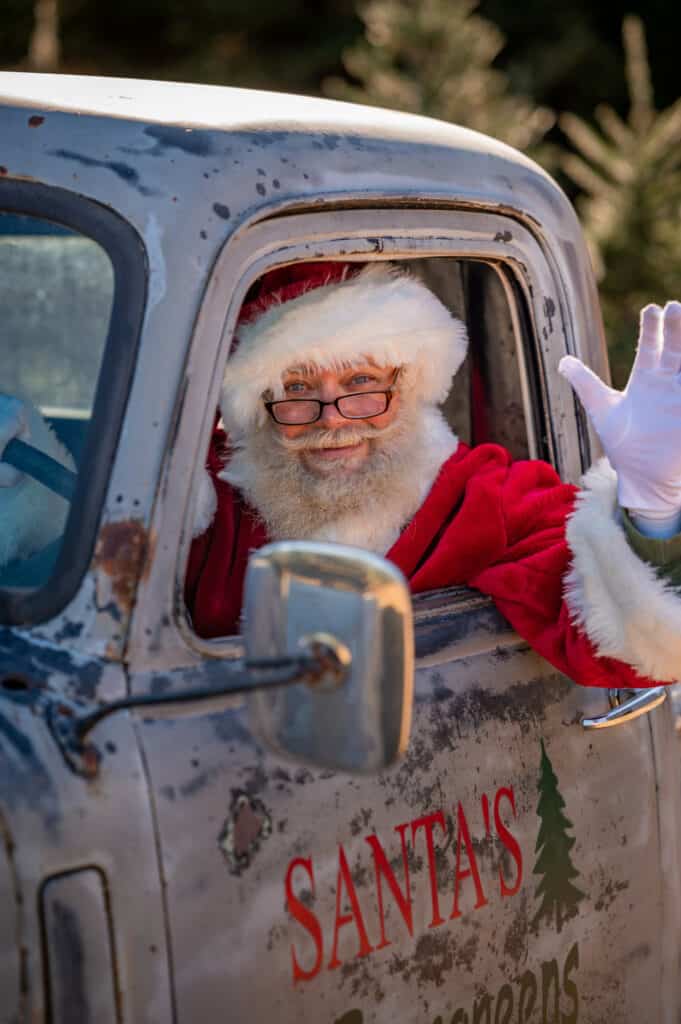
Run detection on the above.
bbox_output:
[631,304,663,374]
[558,355,618,420]
[659,301,681,375]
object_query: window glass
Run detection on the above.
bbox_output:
[404,258,531,458]
[0,212,115,588]
[186,255,533,640]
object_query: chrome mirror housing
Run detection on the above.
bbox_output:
[244,541,414,774]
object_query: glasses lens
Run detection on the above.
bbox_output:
[271,400,320,424]
[337,392,389,418]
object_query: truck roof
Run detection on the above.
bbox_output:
[0,72,538,168]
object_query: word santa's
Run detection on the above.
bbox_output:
[284,786,522,984]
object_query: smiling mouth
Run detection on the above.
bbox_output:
[308,443,363,459]
[300,440,370,470]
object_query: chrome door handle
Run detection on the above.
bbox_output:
[581,687,667,730]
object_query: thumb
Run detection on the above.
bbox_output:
[558,356,618,420]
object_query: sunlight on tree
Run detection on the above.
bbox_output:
[323,0,554,160]
[560,16,681,386]
[28,0,60,72]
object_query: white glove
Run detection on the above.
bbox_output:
[559,302,681,533]
[0,394,29,488]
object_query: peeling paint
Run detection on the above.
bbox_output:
[218,791,272,875]
[389,929,479,988]
[143,213,167,313]
[543,296,556,334]
[0,628,104,700]
[49,149,161,197]
[143,125,216,157]
[0,706,59,835]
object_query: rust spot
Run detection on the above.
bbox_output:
[81,744,101,780]
[141,528,157,581]
[28,115,45,128]
[218,792,272,875]
[93,519,148,614]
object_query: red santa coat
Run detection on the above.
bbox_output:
[185,425,655,688]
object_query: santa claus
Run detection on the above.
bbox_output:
[2,261,681,687]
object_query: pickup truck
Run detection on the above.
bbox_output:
[0,73,679,1024]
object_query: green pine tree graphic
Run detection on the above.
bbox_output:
[532,740,586,933]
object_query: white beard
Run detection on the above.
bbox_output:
[221,404,458,555]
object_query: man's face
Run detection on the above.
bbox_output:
[225,358,427,550]
[272,363,400,476]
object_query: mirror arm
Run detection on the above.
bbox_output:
[46,645,345,778]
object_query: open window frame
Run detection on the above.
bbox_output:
[127,207,589,678]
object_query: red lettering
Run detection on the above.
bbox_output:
[328,845,374,969]
[494,786,523,898]
[366,823,413,950]
[285,857,323,984]
[411,811,447,928]
[450,801,487,919]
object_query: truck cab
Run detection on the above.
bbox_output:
[0,74,679,1023]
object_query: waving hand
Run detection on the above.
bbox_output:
[559,302,681,520]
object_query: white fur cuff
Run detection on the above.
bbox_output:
[565,459,681,682]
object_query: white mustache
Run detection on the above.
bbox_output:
[276,425,374,452]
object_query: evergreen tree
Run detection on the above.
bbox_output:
[560,16,681,387]
[323,0,554,160]
[532,740,585,934]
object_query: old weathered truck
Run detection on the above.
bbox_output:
[0,73,679,1023]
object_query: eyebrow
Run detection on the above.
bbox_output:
[283,362,385,379]
[284,365,316,378]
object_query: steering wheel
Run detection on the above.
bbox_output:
[2,438,76,501]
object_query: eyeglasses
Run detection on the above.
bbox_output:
[264,370,400,426]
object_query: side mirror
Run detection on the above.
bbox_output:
[244,541,414,774]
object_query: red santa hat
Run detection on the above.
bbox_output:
[220,261,468,435]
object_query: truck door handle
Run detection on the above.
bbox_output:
[581,687,667,730]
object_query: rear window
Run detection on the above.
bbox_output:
[0,184,146,623]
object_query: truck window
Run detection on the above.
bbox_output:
[185,255,537,640]
[0,191,146,622]
[401,258,533,460]
[0,212,113,591]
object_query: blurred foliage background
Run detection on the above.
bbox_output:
[2,0,681,385]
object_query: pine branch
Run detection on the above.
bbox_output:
[623,15,654,136]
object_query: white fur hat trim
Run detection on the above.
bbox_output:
[220,264,468,435]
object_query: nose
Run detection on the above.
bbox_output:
[318,399,346,427]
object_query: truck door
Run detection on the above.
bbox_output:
[130,211,681,1024]
[0,185,173,1024]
